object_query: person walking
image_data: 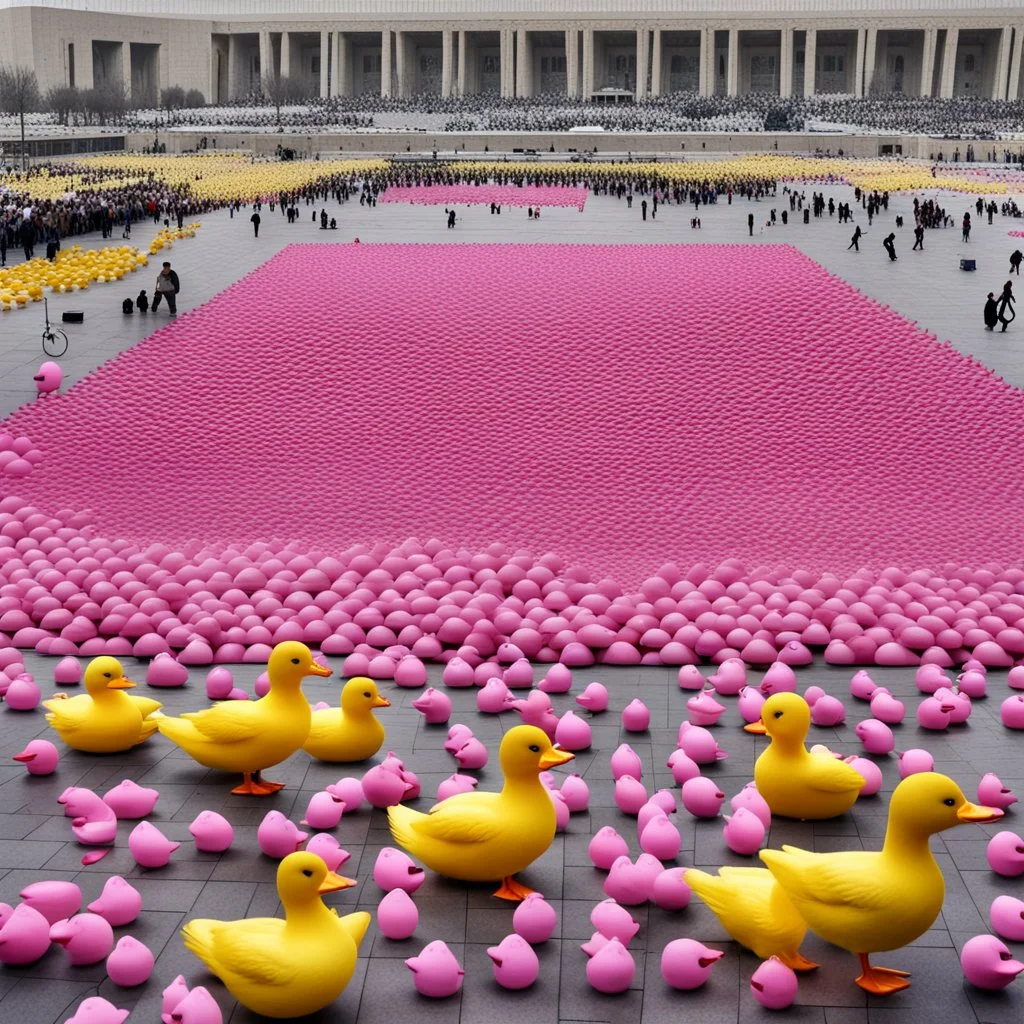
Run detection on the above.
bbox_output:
[962,212,971,243]
[912,224,924,250]
[848,225,862,251]
[151,261,180,316]
[641,199,648,221]
[984,292,999,330]
[250,209,261,238]
[883,232,897,261]
[748,212,754,237]
[1010,249,1022,275]
[997,280,1015,332]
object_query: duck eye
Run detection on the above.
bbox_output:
[104,672,112,679]
[773,710,784,719]
[302,869,313,877]
[291,658,300,665]
[943,798,956,807]
[363,692,371,698]
[529,744,541,753]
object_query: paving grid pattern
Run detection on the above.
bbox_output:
[1,656,1022,1024]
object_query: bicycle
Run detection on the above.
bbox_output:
[41,298,68,358]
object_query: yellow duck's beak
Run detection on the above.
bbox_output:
[107,677,137,689]
[743,721,767,734]
[957,801,1004,824]
[319,872,357,893]
[307,662,333,678]
[372,695,391,708]
[539,747,575,770]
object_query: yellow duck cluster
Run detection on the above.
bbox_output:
[0,245,147,310]
[148,221,201,255]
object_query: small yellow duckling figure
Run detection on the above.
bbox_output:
[43,656,162,753]
[182,851,368,1018]
[303,677,391,762]
[761,772,1002,994]
[684,866,817,971]
[388,724,574,900]
[156,641,331,795]
[744,692,864,819]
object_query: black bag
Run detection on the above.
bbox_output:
[122,298,134,315]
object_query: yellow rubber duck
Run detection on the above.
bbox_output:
[387,724,574,900]
[182,851,368,1019]
[43,656,162,753]
[302,677,391,762]
[684,866,817,971]
[744,692,864,819]
[760,772,1002,994]
[155,641,331,795]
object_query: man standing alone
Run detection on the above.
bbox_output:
[748,212,754,237]
[250,209,261,238]
[152,261,180,316]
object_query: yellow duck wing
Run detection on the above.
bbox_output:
[180,701,268,745]
[183,917,297,986]
[43,700,86,733]
[806,755,867,795]
[413,793,506,844]
[760,846,886,911]
[128,695,163,718]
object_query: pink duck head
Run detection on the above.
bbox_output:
[869,689,906,725]
[730,783,772,828]
[661,938,723,990]
[102,779,160,819]
[87,876,141,926]
[476,678,513,713]
[666,748,701,785]
[588,825,629,870]
[603,856,652,906]
[854,719,894,755]
[676,721,728,763]
[50,913,114,965]
[64,997,129,1024]
[105,935,155,987]
[539,663,572,693]
[917,696,955,730]
[759,662,797,696]
[750,956,799,1009]
[677,665,706,691]
[510,690,557,737]
[810,694,846,727]
[1000,694,1024,729]
[897,748,934,778]
[361,764,414,807]
[849,670,878,700]
[681,776,726,818]
[723,807,766,855]
[554,709,592,750]
[34,360,62,394]
[737,686,766,724]
[559,773,590,812]
[376,887,419,940]
[586,937,636,994]
[19,880,82,924]
[686,690,726,726]
[302,791,345,830]
[640,813,682,861]
[610,743,643,780]
[621,698,651,732]
[652,867,692,910]
[146,652,188,687]
[960,934,1024,990]
[13,739,59,775]
[708,658,745,695]
[987,831,1024,876]
[487,933,540,990]
[0,903,52,964]
[990,895,1024,942]
[256,811,307,859]
[53,656,82,685]
[916,663,949,693]
[305,833,350,873]
[168,985,223,1024]
[591,897,640,943]
[189,810,234,852]
[575,681,609,711]
[436,773,478,801]
[373,847,425,893]
[443,723,474,752]
[978,773,1018,809]
[161,975,191,1024]
[405,939,465,998]
[512,892,557,944]
[128,820,180,868]
[412,687,452,724]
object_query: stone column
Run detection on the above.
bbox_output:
[803,28,816,97]
[583,27,594,99]
[650,28,662,97]
[993,26,1012,100]
[779,27,793,98]
[940,27,959,98]
[500,28,513,98]
[636,27,650,100]
[727,28,739,96]
[259,30,271,84]
[381,30,391,97]
[281,31,291,79]
[699,27,714,96]
[853,28,865,97]
[516,29,529,98]
[1008,28,1024,102]
[442,30,454,98]
[319,30,329,98]
[457,30,467,96]
[863,27,877,96]
[333,31,348,97]
[395,30,408,98]
[566,27,579,97]
[920,27,937,97]
[227,35,240,100]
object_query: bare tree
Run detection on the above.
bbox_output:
[82,79,127,126]
[261,72,302,126]
[0,65,41,170]
[46,85,80,127]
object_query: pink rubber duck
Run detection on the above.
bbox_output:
[575,681,609,712]
[614,774,648,815]
[453,737,489,770]
[189,810,234,852]
[638,794,674,835]
[677,721,728,763]
[723,807,766,855]
[406,940,464,997]
[58,787,117,845]
[257,811,307,859]
[681,776,726,818]
[436,773,478,801]
[168,985,223,1024]
[737,686,766,724]
[652,867,692,910]
[64,997,129,1024]
[13,739,59,775]
[441,657,475,688]
[750,956,798,1009]
[581,931,612,958]
[511,690,558,738]
[869,689,906,725]
[666,748,701,784]
[554,709,592,750]
[847,756,884,795]
[146,652,188,687]
[603,858,650,905]
[621,698,651,732]
[20,880,82,924]
[361,764,413,807]
[503,658,534,689]
[588,826,630,869]
[1001,694,1024,729]
[957,671,988,699]
[897,749,934,778]
[87,876,141,926]
[990,895,1024,942]
[5,673,40,710]
[760,662,797,696]
[849,670,878,700]
[611,743,643,780]
[106,935,155,986]
[586,937,636,993]
[916,663,949,693]
[686,691,726,726]
[302,791,346,829]
[513,892,557,944]
[374,847,425,893]
[960,934,1024,990]
[477,678,512,713]
[443,724,474,753]
[678,665,707,691]
[640,813,682,860]
[1009,665,1024,691]
[102,780,160,818]
[935,686,973,724]
[988,831,1024,876]
[708,659,746,695]
[53,656,82,685]
[730,783,772,828]
[394,655,427,688]
[488,933,540,989]
[326,776,364,810]
[559,773,590,812]
[50,913,114,965]
[855,719,894,755]
[539,664,572,693]
[161,975,191,1024]
[918,696,955,730]
[128,820,180,868]
[254,671,271,698]
[661,938,723,989]
[305,833,350,872]
[549,789,570,832]
[377,887,419,940]
[810,694,846,726]
[412,687,452,724]
[591,898,640,943]
[978,773,1018,809]
[205,667,247,701]
[0,903,51,963]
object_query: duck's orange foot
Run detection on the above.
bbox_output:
[492,876,536,902]
[855,954,912,994]
[777,951,820,972]
[232,772,286,796]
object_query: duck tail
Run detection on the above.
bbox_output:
[683,868,734,919]
[154,715,196,746]
[386,803,420,853]
[339,910,372,948]
[181,919,216,967]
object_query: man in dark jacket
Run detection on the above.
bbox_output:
[250,210,261,238]
[151,261,180,315]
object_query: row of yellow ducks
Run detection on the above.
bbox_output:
[687,692,1003,994]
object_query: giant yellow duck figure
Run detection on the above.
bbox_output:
[182,851,369,1018]
[388,724,573,900]
[760,772,1002,994]
[43,656,162,753]
[302,676,390,762]
[684,866,817,971]
[156,641,331,794]
[744,692,864,819]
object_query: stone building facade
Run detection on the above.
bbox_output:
[2,0,1024,105]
